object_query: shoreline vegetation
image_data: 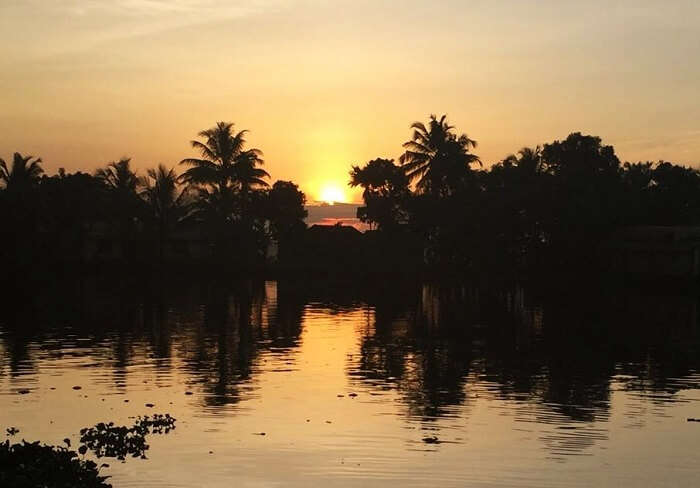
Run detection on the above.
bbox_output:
[3,115,700,281]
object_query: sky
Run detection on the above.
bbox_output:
[1,0,699,203]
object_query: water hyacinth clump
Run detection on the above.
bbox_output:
[79,414,176,460]
[0,439,111,488]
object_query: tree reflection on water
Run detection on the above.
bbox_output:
[1,274,699,458]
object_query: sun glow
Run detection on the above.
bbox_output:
[319,183,346,204]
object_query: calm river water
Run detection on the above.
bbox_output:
[1,275,699,487]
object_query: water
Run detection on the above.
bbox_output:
[1,276,700,487]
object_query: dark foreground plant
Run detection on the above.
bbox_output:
[0,439,111,488]
[1,414,176,487]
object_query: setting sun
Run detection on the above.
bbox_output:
[319,183,346,204]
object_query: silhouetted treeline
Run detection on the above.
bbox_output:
[350,114,700,275]
[0,122,307,273]
[3,115,700,277]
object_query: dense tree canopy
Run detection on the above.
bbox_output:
[353,115,700,273]
[349,158,409,230]
[1,121,307,270]
[2,115,700,275]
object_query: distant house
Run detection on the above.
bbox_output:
[607,226,700,278]
[305,203,368,231]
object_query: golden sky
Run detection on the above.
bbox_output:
[1,0,699,203]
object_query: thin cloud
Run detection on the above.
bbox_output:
[2,0,289,54]
[10,0,283,17]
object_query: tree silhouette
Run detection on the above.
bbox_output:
[38,171,104,265]
[95,157,143,221]
[539,133,622,264]
[0,153,45,269]
[541,132,620,181]
[95,157,141,195]
[179,122,268,203]
[179,122,270,262]
[0,153,44,192]
[266,181,307,237]
[399,114,481,197]
[264,181,307,263]
[140,164,194,263]
[480,147,550,269]
[501,146,544,176]
[95,157,143,259]
[647,161,700,225]
[349,158,409,230]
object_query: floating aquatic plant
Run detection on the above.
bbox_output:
[79,414,176,460]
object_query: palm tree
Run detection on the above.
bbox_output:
[493,146,548,259]
[234,151,271,195]
[141,164,193,262]
[501,146,544,177]
[95,157,143,222]
[95,157,140,196]
[399,114,480,196]
[0,152,44,192]
[95,157,143,256]
[509,146,542,173]
[179,122,270,261]
[179,122,269,199]
[0,153,44,266]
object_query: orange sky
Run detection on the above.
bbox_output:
[1,1,699,203]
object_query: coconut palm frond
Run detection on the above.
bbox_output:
[399,115,480,195]
[179,158,218,170]
[179,165,220,185]
[0,153,44,190]
[457,134,478,150]
[402,141,432,154]
[0,158,9,185]
[189,140,219,162]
